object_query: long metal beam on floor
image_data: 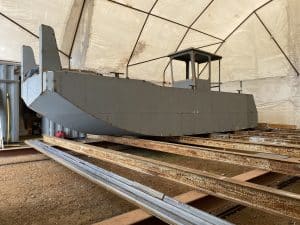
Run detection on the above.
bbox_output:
[161,136,300,158]
[40,135,300,220]
[95,169,269,225]
[94,135,300,176]
[27,139,231,225]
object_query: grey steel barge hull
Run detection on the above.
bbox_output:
[21,25,257,136]
[22,69,257,136]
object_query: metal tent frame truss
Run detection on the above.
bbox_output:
[0,0,298,81]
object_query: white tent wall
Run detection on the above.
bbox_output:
[219,75,300,127]
[0,0,299,127]
[213,0,300,127]
[0,0,75,65]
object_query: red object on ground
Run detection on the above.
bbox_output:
[55,131,66,138]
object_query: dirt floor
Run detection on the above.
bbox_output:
[0,144,299,225]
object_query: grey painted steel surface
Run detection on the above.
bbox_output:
[0,63,19,142]
[27,140,232,225]
[22,34,84,138]
[21,25,257,136]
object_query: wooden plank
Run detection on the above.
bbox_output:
[94,135,300,176]
[0,145,32,151]
[163,136,300,158]
[230,135,300,145]
[42,135,300,220]
[94,169,268,225]
[230,132,300,140]
[235,129,300,135]
[233,130,300,138]
[257,123,297,130]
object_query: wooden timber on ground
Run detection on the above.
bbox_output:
[41,135,300,220]
[160,136,300,158]
[229,135,300,145]
[257,123,297,130]
[93,135,300,176]
[230,132,300,140]
[234,129,300,136]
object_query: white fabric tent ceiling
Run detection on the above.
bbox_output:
[0,0,299,125]
[0,0,299,81]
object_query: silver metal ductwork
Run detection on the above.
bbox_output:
[0,62,19,142]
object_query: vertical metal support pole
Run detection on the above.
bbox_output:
[56,123,63,132]
[218,59,221,92]
[163,59,169,86]
[72,130,79,138]
[64,127,71,137]
[196,62,199,78]
[190,52,196,89]
[42,117,49,135]
[0,65,7,143]
[5,92,10,142]
[170,59,174,85]
[126,66,129,79]
[240,80,243,94]
[0,118,3,149]
[185,61,189,80]
[49,120,54,136]
[8,65,19,142]
[208,56,211,87]
[0,64,19,143]
[68,58,71,70]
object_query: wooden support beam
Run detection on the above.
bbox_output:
[235,129,300,135]
[42,135,300,220]
[163,136,300,158]
[257,123,297,130]
[230,135,300,145]
[231,132,300,139]
[94,169,268,225]
[94,135,300,176]
[234,130,300,138]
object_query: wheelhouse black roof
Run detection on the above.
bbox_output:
[167,47,222,64]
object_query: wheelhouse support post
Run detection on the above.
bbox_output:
[170,59,174,85]
[208,55,211,87]
[190,52,196,89]
[163,59,170,86]
[185,61,189,80]
[218,59,221,92]
[126,66,129,79]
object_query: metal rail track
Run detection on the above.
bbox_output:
[27,139,231,225]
